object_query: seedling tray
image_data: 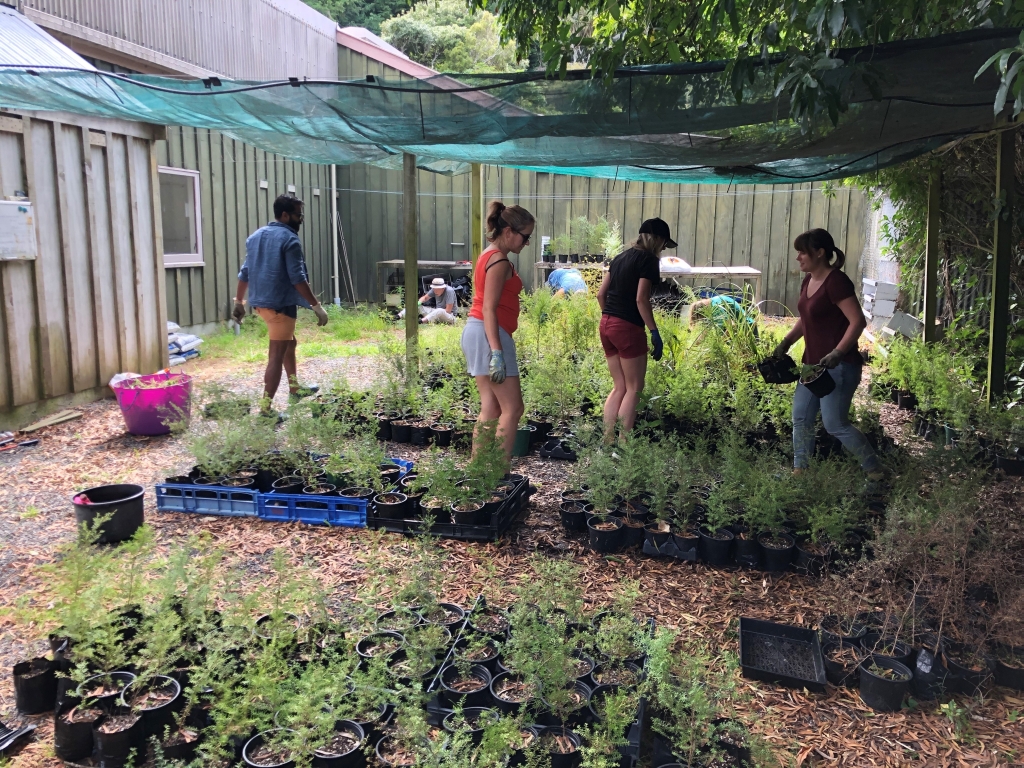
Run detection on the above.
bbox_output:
[366,474,529,541]
[738,617,827,692]
[154,458,413,526]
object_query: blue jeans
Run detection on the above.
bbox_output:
[792,362,880,471]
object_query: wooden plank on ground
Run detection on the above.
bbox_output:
[20,408,81,432]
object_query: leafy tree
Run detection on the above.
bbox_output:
[306,0,411,35]
[381,0,524,72]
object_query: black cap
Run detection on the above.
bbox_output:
[639,217,677,249]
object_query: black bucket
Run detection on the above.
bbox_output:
[72,484,145,544]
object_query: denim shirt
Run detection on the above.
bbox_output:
[238,221,311,310]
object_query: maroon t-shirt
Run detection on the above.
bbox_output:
[797,269,862,366]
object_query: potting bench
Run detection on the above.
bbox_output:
[534,262,763,302]
[377,259,474,303]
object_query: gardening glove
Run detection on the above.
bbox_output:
[231,301,246,324]
[650,327,664,361]
[489,350,507,384]
[771,341,791,359]
[820,348,845,369]
[312,303,329,327]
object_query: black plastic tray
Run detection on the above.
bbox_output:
[738,617,827,692]
[367,476,529,541]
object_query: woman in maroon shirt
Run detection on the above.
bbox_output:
[773,229,881,475]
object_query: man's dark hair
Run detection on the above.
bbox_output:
[273,194,303,219]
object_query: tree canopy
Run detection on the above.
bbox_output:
[305,0,411,35]
[380,0,524,72]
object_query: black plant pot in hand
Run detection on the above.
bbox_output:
[14,657,57,715]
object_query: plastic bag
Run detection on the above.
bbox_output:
[108,372,142,391]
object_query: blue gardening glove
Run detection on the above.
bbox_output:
[489,350,507,384]
[650,327,664,361]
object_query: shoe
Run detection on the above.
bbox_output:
[288,384,320,404]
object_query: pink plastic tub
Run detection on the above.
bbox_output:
[111,372,192,436]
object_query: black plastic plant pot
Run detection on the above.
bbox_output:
[698,526,735,567]
[93,705,146,768]
[941,640,993,695]
[757,531,795,572]
[588,663,642,690]
[991,645,1024,691]
[374,492,410,520]
[409,424,432,446]
[339,487,375,502]
[440,663,493,708]
[272,475,305,494]
[311,720,366,768]
[860,632,914,668]
[379,463,403,487]
[587,515,624,553]
[390,421,412,443]
[375,415,392,442]
[572,651,596,682]
[54,700,103,761]
[76,671,136,711]
[858,655,912,712]
[794,539,833,576]
[375,736,421,767]
[255,612,302,643]
[122,674,182,739]
[537,725,583,768]
[161,727,202,762]
[644,521,672,548]
[455,638,501,674]
[620,518,646,549]
[821,639,864,688]
[452,500,487,526]
[482,491,508,519]
[421,602,465,628]
[819,615,868,645]
[490,672,535,714]
[800,367,836,398]
[355,631,406,662]
[911,642,949,701]
[897,390,917,410]
[303,483,337,497]
[732,530,762,568]
[14,657,57,714]
[539,680,592,728]
[430,424,454,447]
[995,451,1024,476]
[529,420,553,445]
[72,484,145,544]
[559,501,589,532]
[672,526,701,556]
[442,707,496,746]
[351,703,390,743]
[243,728,299,768]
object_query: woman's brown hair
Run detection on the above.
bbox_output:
[486,201,535,242]
[794,228,845,269]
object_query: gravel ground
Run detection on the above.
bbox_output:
[1,353,1023,767]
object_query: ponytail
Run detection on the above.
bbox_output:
[486,200,535,242]
[794,228,844,269]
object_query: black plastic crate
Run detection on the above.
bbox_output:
[367,475,529,541]
[738,617,827,692]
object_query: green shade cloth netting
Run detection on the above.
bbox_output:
[0,28,1015,182]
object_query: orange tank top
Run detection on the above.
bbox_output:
[468,247,522,334]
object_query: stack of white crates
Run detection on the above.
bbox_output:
[862,278,899,322]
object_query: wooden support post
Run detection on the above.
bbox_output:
[471,163,484,265]
[923,164,941,343]
[403,153,419,380]
[988,129,1015,402]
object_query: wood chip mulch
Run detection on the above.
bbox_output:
[1,360,1023,767]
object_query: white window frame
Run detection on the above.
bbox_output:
[158,166,204,268]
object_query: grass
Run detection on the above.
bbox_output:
[202,304,392,364]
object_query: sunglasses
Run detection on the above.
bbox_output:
[513,228,532,245]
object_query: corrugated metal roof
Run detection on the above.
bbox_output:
[0,6,93,69]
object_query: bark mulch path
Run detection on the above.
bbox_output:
[1,359,1022,767]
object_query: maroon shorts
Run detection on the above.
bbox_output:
[599,315,648,359]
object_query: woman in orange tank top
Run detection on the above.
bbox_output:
[461,201,534,462]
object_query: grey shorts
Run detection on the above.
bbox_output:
[461,318,519,378]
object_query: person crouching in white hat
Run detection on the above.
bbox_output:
[399,277,458,324]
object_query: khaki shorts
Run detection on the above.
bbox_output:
[254,307,297,341]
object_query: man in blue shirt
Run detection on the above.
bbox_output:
[690,294,754,328]
[233,195,329,414]
[546,268,588,296]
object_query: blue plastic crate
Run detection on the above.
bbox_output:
[258,491,367,527]
[155,483,259,517]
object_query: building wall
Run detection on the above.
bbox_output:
[19,0,338,79]
[336,43,870,311]
[157,127,335,329]
[0,110,167,428]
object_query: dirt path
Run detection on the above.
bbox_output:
[1,354,1022,767]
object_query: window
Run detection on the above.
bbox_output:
[159,167,203,267]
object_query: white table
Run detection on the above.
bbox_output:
[535,262,762,302]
